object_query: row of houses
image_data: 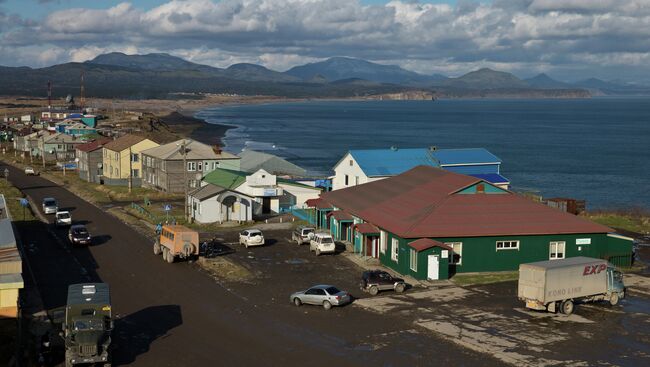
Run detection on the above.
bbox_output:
[0,195,24,318]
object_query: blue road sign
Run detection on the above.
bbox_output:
[163,204,172,212]
[20,198,29,207]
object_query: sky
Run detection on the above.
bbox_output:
[1,0,649,83]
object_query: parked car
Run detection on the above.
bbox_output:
[153,225,200,264]
[24,166,35,175]
[309,233,336,255]
[239,229,265,248]
[55,211,72,227]
[42,198,58,214]
[68,224,92,246]
[290,285,351,310]
[292,226,315,245]
[360,270,406,295]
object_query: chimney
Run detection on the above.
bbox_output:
[213,145,222,155]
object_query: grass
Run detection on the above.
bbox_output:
[0,178,36,222]
[451,271,519,286]
[583,209,650,235]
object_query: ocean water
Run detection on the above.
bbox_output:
[196,99,650,210]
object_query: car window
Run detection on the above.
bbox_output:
[249,231,261,237]
[321,237,333,244]
[313,289,326,296]
[303,229,314,235]
[305,288,317,295]
[325,287,340,295]
[241,231,248,236]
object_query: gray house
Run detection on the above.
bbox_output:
[141,139,241,193]
[238,150,307,177]
[75,137,112,183]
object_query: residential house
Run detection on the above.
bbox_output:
[76,137,112,183]
[331,147,510,191]
[0,195,24,318]
[141,139,241,193]
[40,133,87,161]
[238,150,307,177]
[59,122,97,137]
[188,185,254,224]
[314,166,633,280]
[102,134,159,186]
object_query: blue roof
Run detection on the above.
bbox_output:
[349,148,438,177]
[431,148,501,166]
[469,173,510,184]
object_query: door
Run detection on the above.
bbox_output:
[428,255,439,280]
[262,197,271,214]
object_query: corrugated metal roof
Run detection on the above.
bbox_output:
[328,211,354,221]
[75,137,112,153]
[188,184,228,201]
[103,134,149,152]
[432,148,501,165]
[349,148,439,177]
[321,166,612,239]
[468,173,510,184]
[142,139,238,161]
[202,168,247,190]
[305,198,332,210]
[408,238,452,252]
[238,150,307,177]
[355,223,379,235]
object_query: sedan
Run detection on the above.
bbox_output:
[290,285,352,310]
[42,198,58,214]
[55,211,72,227]
[68,225,92,246]
[239,229,265,248]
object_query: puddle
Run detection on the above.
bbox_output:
[285,258,308,265]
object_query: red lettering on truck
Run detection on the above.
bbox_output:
[583,264,607,275]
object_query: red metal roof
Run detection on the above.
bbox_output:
[305,198,332,210]
[327,210,354,221]
[76,137,112,152]
[355,223,379,235]
[408,238,452,252]
[321,166,612,239]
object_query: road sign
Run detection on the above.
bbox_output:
[163,204,172,212]
[20,198,29,207]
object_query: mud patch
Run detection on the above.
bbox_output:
[198,256,255,283]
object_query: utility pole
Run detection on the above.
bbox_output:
[128,146,133,193]
[41,134,46,168]
[181,140,188,222]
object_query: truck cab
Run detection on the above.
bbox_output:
[607,266,625,304]
[63,283,112,367]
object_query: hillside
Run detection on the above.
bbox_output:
[443,68,529,89]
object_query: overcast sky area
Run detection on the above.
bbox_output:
[1,0,649,82]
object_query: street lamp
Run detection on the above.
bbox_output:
[177,140,188,222]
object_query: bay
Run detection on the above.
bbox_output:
[196,98,650,210]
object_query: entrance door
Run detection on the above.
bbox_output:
[262,197,271,214]
[428,255,439,280]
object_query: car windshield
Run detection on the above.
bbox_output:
[249,231,261,237]
[73,319,104,331]
[325,287,341,295]
[73,228,88,235]
[58,213,70,219]
[44,200,56,206]
[320,237,333,244]
[303,229,314,235]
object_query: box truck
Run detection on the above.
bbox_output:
[518,257,625,315]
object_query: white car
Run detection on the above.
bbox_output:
[55,211,72,227]
[24,167,35,175]
[239,229,265,248]
[309,233,336,256]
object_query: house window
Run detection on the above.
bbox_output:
[380,231,387,254]
[109,166,113,175]
[355,176,359,185]
[198,161,203,171]
[349,159,353,166]
[446,242,462,265]
[344,174,349,186]
[204,162,209,171]
[391,238,399,262]
[496,240,519,250]
[131,169,139,177]
[114,152,118,160]
[212,162,219,170]
[131,153,139,162]
[115,168,119,177]
[189,179,197,188]
[476,183,485,194]
[187,162,196,171]
[410,249,417,271]
[549,241,566,260]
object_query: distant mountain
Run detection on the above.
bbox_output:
[285,57,437,85]
[525,73,572,89]
[573,78,620,90]
[444,68,529,89]
[87,52,219,73]
[572,78,650,95]
[225,63,300,82]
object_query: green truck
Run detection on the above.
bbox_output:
[63,283,113,367]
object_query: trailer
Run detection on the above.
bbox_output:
[153,225,199,263]
[518,257,625,315]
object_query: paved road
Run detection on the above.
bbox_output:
[3,163,497,367]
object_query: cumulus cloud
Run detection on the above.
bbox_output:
[1,0,649,81]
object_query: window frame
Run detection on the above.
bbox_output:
[496,240,520,251]
[344,174,349,186]
[446,242,463,265]
[187,161,196,171]
[380,231,387,254]
[391,238,399,262]
[409,248,417,271]
[549,241,566,260]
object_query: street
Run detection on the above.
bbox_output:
[4,163,497,367]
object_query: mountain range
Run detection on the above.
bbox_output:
[0,52,646,99]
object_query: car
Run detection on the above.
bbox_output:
[239,229,265,248]
[309,232,336,255]
[68,224,92,245]
[360,270,406,296]
[24,167,35,175]
[55,211,72,227]
[42,198,58,214]
[292,226,315,245]
[290,285,351,310]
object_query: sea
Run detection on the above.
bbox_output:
[195,98,650,210]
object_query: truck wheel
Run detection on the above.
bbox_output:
[322,300,332,310]
[162,247,168,261]
[560,299,574,315]
[610,293,620,306]
[293,298,302,307]
[153,241,161,255]
[166,250,175,263]
[369,286,379,296]
[395,284,405,293]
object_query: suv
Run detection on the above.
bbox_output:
[309,233,336,256]
[55,211,72,227]
[360,270,406,296]
[239,229,265,248]
[24,166,35,175]
[42,198,58,214]
[292,226,315,245]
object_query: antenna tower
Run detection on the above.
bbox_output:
[47,81,52,110]
[80,70,85,110]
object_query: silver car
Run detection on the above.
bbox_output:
[290,285,351,310]
[42,198,58,214]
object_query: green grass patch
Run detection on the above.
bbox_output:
[451,271,519,286]
[584,210,650,235]
[0,178,35,222]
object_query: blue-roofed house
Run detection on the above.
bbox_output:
[331,146,509,191]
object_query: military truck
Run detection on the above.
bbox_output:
[518,257,626,315]
[63,283,113,367]
[153,225,199,263]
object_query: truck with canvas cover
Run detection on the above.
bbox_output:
[63,283,112,367]
[518,257,625,315]
[153,224,199,263]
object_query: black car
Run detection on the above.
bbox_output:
[68,225,92,246]
[360,270,406,296]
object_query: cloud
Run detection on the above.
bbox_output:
[1,0,649,81]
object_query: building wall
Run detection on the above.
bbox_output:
[442,163,500,175]
[103,139,158,180]
[278,183,321,209]
[332,153,371,190]
[189,195,223,223]
[142,156,241,193]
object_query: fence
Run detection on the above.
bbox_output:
[604,254,633,268]
[289,207,317,225]
[130,202,159,223]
